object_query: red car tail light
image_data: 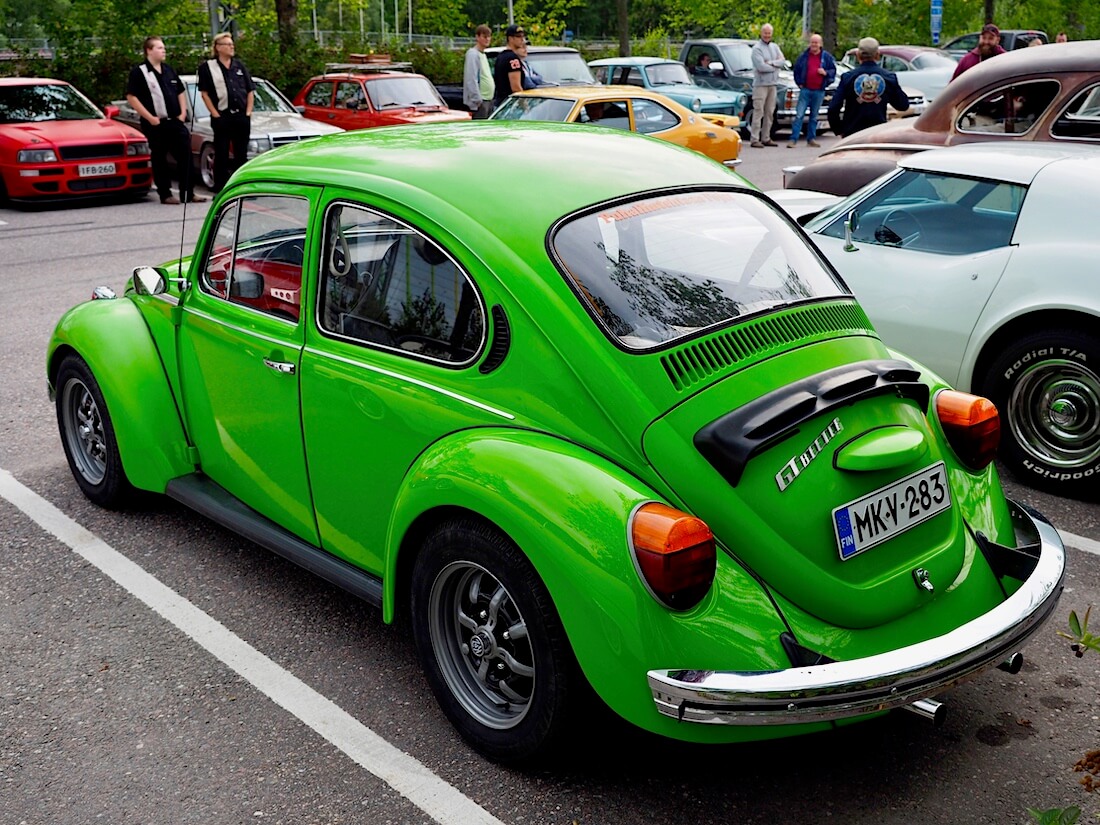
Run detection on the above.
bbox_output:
[936,390,999,471]
[630,502,716,611]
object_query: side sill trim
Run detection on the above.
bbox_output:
[166,474,383,608]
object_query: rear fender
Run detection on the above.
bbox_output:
[48,298,193,492]
[384,429,790,736]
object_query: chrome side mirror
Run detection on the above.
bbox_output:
[131,266,168,296]
[844,209,860,252]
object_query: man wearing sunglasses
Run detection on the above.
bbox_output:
[493,25,527,107]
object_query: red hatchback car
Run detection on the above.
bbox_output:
[293,65,470,131]
[0,77,151,204]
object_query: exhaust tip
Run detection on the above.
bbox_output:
[997,652,1024,674]
[904,697,946,727]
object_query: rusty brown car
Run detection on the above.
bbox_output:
[788,41,1100,195]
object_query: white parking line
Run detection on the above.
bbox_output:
[1062,528,1100,557]
[0,470,504,825]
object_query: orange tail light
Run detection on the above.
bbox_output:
[935,390,1000,471]
[630,502,716,611]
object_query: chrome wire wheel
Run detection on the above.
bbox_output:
[1008,358,1100,469]
[60,375,108,486]
[427,560,535,730]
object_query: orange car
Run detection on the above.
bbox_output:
[491,85,741,167]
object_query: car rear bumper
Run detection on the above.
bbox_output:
[647,499,1065,725]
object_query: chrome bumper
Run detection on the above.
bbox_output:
[648,500,1065,725]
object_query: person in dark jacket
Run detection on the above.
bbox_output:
[951,24,1006,79]
[827,37,908,138]
[788,33,837,147]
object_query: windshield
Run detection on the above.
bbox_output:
[0,83,101,123]
[186,78,294,119]
[526,52,595,84]
[911,52,957,70]
[646,63,694,86]
[716,43,754,72]
[366,76,444,109]
[491,95,576,122]
[553,190,846,350]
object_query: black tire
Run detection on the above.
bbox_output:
[55,355,136,509]
[980,330,1100,498]
[410,518,579,764]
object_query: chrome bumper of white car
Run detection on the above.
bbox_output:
[648,499,1065,725]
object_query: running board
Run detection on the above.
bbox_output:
[166,474,383,608]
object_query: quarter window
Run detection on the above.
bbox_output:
[305,81,334,107]
[200,195,309,322]
[319,203,485,364]
[632,99,680,134]
[1052,84,1100,140]
[957,80,1059,135]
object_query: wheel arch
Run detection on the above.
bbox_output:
[48,300,195,493]
[380,429,789,737]
[971,308,1100,392]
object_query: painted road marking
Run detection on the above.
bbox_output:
[0,469,504,825]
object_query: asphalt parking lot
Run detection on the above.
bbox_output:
[1,138,1098,824]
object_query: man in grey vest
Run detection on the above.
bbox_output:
[197,33,254,192]
[750,23,785,147]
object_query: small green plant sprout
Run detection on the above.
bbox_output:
[1026,806,1081,825]
[1058,606,1099,657]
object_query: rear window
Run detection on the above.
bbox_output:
[551,190,846,350]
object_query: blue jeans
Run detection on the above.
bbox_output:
[790,88,825,142]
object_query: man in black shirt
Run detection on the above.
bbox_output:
[197,33,255,192]
[125,36,205,204]
[493,25,526,107]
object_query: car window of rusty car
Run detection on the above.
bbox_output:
[957,80,1059,135]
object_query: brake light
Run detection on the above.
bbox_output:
[935,390,999,470]
[630,502,716,611]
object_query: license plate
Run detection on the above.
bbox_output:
[78,163,116,177]
[833,462,951,561]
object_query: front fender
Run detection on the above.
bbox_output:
[48,298,193,493]
[384,429,793,739]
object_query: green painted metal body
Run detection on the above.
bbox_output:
[47,122,1022,742]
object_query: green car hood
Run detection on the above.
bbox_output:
[643,333,965,630]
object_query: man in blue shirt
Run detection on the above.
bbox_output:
[827,37,909,138]
[789,33,837,148]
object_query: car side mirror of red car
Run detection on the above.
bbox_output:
[103,104,120,119]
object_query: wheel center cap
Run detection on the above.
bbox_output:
[1049,397,1079,427]
[469,630,493,658]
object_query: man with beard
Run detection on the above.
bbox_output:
[952,24,1006,79]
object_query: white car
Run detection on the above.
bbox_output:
[114,76,343,189]
[776,142,1100,498]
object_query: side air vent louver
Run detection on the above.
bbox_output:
[660,302,874,392]
[479,305,511,374]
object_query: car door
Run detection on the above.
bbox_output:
[300,198,489,574]
[809,169,1023,387]
[177,186,322,543]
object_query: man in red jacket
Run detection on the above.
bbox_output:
[952,24,1006,80]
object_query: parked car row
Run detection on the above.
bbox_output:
[48,122,1066,766]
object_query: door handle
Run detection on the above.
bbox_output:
[263,358,296,375]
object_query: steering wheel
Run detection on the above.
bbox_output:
[881,208,924,247]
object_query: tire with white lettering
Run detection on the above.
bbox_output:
[980,330,1100,498]
[410,518,580,764]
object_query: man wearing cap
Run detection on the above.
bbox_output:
[827,37,909,137]
[493,25,526,107]
[952,24,1006,79]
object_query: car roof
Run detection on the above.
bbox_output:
[507,84,677,102]
[0,77,69,87]
[588,57,680,67]
[485,46,581,55]
[236,121,743,226]
[899,142,1100,184]
[306,70,426,82]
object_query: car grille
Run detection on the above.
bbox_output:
[701,103,739,116]
[660,301,875,392]
[59,143,125,161]
[69,176,127,192]
[270,134,322,148]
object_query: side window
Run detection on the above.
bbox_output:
[580,100,630,129]
[626,68,644,87]
[336,81,362,108]
[1052,84,1100,140]
[881,56,907,73]
[319,203,485,364]
[200,196,310,322]
[632,98,680,134]
[592,66,609,84]
[958,80,1060,135]
[305,81,334,107]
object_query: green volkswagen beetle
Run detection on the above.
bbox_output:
[47,122,1065,764]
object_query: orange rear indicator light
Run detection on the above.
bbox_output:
[935,390,999,471]
[630,502,716,611]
